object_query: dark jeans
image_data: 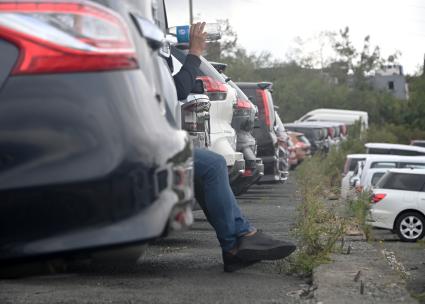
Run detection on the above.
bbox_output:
[194,149,254,252]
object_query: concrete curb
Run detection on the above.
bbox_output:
[313,238,417,304]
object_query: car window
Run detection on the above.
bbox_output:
[349,158,366,171]
[240,87,257,105]
[368,148,390,154]
[379,172,425,191]
[399,163,425,169]
[370,162,397,169]
[371,172,385,186]
[391,149,425,156]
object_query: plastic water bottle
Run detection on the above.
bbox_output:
[169,23,221,43]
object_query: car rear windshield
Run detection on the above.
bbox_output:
[371,172,385,186]
[376,172,425,191]
[368,147,425,156]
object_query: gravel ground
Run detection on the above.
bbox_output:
[0,177,309,304]
[372,229,425,302]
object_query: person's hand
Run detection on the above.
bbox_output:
[189,22,207,57]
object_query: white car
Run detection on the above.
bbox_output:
[171,48,245,179]
[365,143,425,156]
[368,169,425,241]
[359,155,425,189]
[297,108,369,130]
[341,154,369,199]
[358,168,388,192]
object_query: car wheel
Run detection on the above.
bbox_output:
[395,212,425,242]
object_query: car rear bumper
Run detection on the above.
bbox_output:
[231,159,264,195]
[0,70,194,261]
[258,155,287,183]
[229,158,246,183]
[366,208,394,230]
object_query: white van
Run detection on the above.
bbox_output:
[365,143,425,156]
[297,108,369,130]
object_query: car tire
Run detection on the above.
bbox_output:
[395,211,425,242]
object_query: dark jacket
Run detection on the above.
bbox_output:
[168,54,201,100]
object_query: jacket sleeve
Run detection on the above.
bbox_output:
[173,54,201,101]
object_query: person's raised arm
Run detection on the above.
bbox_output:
[173,22,207,100]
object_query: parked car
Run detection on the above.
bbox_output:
[368,169,425,242]
[284,123,328,154]
[357,168,388,192]
[237,82,286,182]
[0,0,194,262]
[286,137,299,169]
[305,121,345,148]
[296,108,369,130]
[349,160,366,190]
[341,154,369,199]
[209,62,264,195]
[171,46,245,183]
[359,155,425,190]
[411,140,425,148]
[274,111,290,177]
[365,143,425,156]
[287,131,309,164]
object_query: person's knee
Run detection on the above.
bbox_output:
[210,152,227,169]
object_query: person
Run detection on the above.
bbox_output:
[170,22,296,272]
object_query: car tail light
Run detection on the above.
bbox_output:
[327,127,335,138]
[371,193,386,203]
[256,89,271,127]
[197,76,227,100]
[0,1,138,75]
[340,124,347,136]
[242,169,253,177]
[235,98,252,109]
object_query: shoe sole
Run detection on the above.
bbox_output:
[223,260,260,273]
[235,245,296,262]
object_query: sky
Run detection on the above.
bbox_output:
[165,0,425,75]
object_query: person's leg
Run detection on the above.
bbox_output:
[194,149,254,253]
[194,148,296,272]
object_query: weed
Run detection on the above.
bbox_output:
[347,192,373,240]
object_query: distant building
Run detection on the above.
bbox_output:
[369,65,409,100]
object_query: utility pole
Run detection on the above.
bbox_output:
[423,53,425,77]
[189,0,193,25]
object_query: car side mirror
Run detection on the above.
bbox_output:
[191,79,205,94]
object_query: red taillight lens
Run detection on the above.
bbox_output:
[0,1,138,75]
[256,89,271,127]
[197,76,227,100]
[236,98,252,109]
[242,169,253,177]
[371,193,386,203]
[327,127,335,138]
